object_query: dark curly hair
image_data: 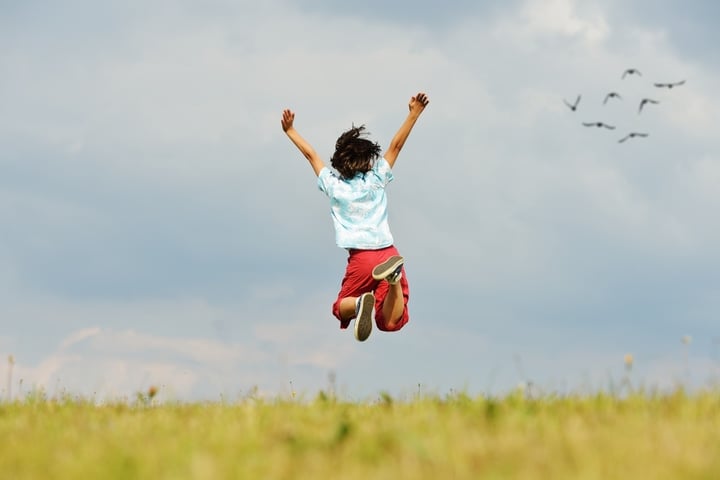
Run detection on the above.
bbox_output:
[331,125,381,179]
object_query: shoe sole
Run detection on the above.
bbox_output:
[354,292,374,342]
[372,255,404,280]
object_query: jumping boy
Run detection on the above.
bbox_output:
[281,92,429,341]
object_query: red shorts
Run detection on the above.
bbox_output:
[332,245,410,332]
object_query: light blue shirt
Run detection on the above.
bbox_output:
[318,157,394,249]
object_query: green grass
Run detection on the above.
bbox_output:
[1,389,719,479]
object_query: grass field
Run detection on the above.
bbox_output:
[1,388,719,479]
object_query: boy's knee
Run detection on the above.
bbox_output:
[332,301,352,329]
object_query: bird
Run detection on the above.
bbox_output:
[654,80,686,89]
[618,132,649,143]
[603,92,622,104]
[622,68,642,79]
[638,98,660,113]
[582,122,615,129]
[563,95,581,111]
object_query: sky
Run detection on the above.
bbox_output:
[1,0,719,402]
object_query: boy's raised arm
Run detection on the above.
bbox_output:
[383,92,429,168]
[281,109,325,176]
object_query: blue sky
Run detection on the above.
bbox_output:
[1,0,719,401]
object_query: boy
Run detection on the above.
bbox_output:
[281,92,429,341]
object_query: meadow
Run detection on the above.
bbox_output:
[1,387,719,479]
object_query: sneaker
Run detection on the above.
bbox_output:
[372,255,404,284]
[354,292,374,342]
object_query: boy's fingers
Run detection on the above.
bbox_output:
[412,93,428,106]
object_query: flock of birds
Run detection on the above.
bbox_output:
[563,68,686,144]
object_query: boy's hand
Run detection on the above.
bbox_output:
[281,109,295,132]
[408,92,429,115]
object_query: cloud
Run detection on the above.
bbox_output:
[289,0,514,27]
[0,288,366,400]
[513,0,610,45]
[603,0,720,68]
[58,327,102,351]
[6,318,355,400]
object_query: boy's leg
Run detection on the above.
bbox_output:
[381,280,405,329]
[332,250,380,330]
[373,259,410,332]
[338,297,358,321]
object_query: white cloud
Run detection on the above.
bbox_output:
[58,327,102,350]
[516,0,610,44]
[7,325,273,400]
[0,289,364,400]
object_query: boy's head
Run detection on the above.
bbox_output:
[331,125,381,179]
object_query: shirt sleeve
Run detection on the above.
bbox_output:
[375,157,394,186]
[317,167,333,196]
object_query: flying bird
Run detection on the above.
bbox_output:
[618,132,649,143]
[603,92,623,104]
[563,95,581,111]
[582,122,616,129]
[638,98,660,113]
[654,80,686,89]
[622,68,642,79]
